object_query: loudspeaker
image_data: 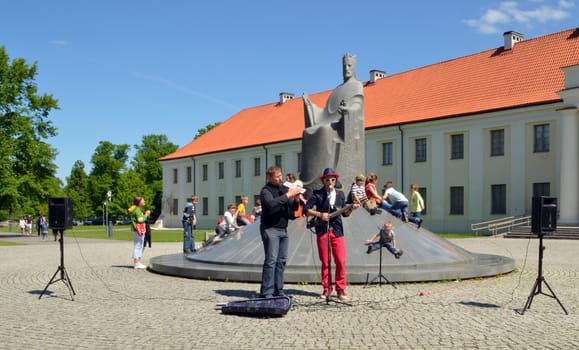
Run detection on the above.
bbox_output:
[48,197,74,230]
[531,196,557,234]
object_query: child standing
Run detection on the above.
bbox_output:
[365,221,403,259]
[409,183,425,229]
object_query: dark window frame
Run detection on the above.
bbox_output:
[490,129,504,156]
[491,184,507,214]
[534,124,550,153]
[415,138,427,162]
[382,142,393,165]
[451,134,464,159]
[218,162,224,179]
[450,186,464,215]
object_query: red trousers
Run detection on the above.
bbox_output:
[316,230,347,292]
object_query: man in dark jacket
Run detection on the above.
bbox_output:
[304,168,359,301]
[259,166,302,298]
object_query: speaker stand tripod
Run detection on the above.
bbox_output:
[519,233,567,315]
[365,244,396,289]
[39,230,76,300]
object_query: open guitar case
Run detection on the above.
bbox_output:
[217,296,292,317]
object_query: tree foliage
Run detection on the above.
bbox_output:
[68,135,177,221]
[0,46,60,218]
[63,160,91,220]
[87,141,129,216]
[132,134,178,219]
[194,122,221,140]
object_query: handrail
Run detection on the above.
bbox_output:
[471,216,514,232]
[471,215,531,236]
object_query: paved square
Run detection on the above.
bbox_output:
[1,235,577,349]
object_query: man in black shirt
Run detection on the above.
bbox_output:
[259,166,302,298]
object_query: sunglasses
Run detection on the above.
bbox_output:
[324,178,337,182]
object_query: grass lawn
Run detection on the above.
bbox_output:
[0,224,211,243]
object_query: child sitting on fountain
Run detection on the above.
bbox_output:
[365,221,403,259]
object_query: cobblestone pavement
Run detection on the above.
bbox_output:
[0,234,578,349]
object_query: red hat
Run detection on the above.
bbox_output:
[319,167,340,180]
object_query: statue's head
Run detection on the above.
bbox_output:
[342,53,357,81]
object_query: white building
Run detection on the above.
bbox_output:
[160,28,579,233]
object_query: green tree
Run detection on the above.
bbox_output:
[132,134,178,219]
[112,169,154,219]
[194,122,221,140]
[0,46,60,219]
[87,141,130,216]
[63,160,91,219]
[133,134,178,184]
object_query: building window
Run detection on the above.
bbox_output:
[218,196,225,215]
[450,186,464,215]
[415,138,427,162]
[202,164,208,181]
[235,160,242,178]
[186,166,192,183]
[172,168,178,184]
[274,155,282,168]
[235,195,241,206]
[382,142,393,165]
[532,182,550,197]
[491,184,506,214]
[418,187,427,215]
[253,194,260,207]
[202,197,208,216]
[218,162,224,179]
[172,198,179,215]
[451,134,464,159]
[490,129,504,156]
[534,124,550,153]
[254,158,261,176]
[297,152,302,172]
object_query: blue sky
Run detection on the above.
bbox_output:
[1,0,577,181]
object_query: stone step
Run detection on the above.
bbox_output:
[504,226,579,240]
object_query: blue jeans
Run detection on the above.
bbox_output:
[392,200,420,224]
[379,200,402,217]
[259,225,288,297]
[410,211,422,223]
[183,221,194,252]
[368,240,398,255]
[132,229,145,259]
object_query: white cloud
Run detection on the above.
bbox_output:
[50,40,71,47]
[559,0,575,9]
[130,71,240,111]
[464,0,574,34]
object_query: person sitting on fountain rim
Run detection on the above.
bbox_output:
[383,181,421,226]
[304,167,360,301]
[365,221,403,259]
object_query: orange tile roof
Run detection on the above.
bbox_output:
[161,28,579,161]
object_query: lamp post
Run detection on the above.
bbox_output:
[105,191,112,238]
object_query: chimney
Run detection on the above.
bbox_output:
[279,92,294,104]
[369,69,386,83]
[503,31,523,50]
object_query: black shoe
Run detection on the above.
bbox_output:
[417,219,422,229]
[366,245,372,254]
[395,249,404,259]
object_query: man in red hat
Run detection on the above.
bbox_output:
[304,167,359,300]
